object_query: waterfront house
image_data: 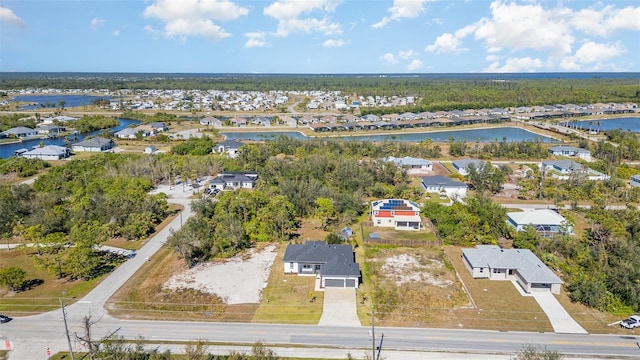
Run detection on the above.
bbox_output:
[114,128,139,139]
[1,127,38,139]
[72,137,114,152]
[283,241,360,288]
[21,145,70,160]
[462,245,563,294]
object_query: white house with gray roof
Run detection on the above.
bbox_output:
[540,160,609,181]
[452,159,485,176]
[548,145,591,161]
[383,156,432,171]
[214,140,245,158]
[462,245,563,294]
[72,137,114,152]
[21,145,70,160]
[1,127,38,139]
[283,241,360,288]
[209,171,258,191]
[421,175,467,199]
[507,209,573,237]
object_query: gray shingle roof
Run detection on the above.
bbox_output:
[463,245,562,284]
[421,175,466,188]
[283,241,360,277]
[73,137,112,148]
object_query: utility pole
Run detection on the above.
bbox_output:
[59,297,75,360]
[371,302,375,360]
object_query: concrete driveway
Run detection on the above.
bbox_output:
[532,291,588,334]
[318,288,361,327]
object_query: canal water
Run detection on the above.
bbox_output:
[11,95,112,110]
[0,118,139,159]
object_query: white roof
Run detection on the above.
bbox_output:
[507,209,567,226]
[23,145,68,156]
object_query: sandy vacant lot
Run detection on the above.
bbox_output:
[164,245,277,304]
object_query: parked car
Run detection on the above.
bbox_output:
[0,314,12,323]
[620,315,640,329]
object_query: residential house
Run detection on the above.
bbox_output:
[1,127,38,138]
[462,245,563,294]
[540,160,609,181]
[421,175,468,199]
[283,241,360,288]
[507,209,573,236]
[631,174,640,187]
[209,171,258,191]
[21,145,70,160]
[452,159,485,176]
[371,199,422,231]
[114,128,140,139]
[72,137,114,152]
[200,117,223,128]
[383,156,433,171]
[548,145,592,161]
[214,140,245,158]
[41,115,77,124]
[148,122,168,132]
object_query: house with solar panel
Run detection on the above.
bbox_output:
[370,199,422,230]
[462,245,563,294]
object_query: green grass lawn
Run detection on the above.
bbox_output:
[252,244,323,324]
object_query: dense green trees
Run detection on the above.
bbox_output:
[0,157,50,177]
[0,266,26,291]
[171,136,214,155]
[466,162,507,194]
[422,196,512,246]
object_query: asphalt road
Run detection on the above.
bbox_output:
[2,184,640,359]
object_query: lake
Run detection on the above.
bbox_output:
[0,118,139,159]
[222,127,558,143]
[12,94,111,110]
[563,117,640,133]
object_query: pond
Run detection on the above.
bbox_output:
[221,127,557,143]
[11,94,111,110]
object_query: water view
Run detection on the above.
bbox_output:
[222,126,557,143]
[0,118,138,159]
[12,94,111,110]
[564,117,640,133]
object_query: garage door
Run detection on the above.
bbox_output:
[325,279,345,287]
[346,279,357,288]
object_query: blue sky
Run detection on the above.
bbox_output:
[1,0,639,73]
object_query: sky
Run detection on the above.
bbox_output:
[1,0,639,74]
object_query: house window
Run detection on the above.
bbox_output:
[376,220,381,225]
[479,268,484,273]
[302,264,311,269]
[493,268,500,273]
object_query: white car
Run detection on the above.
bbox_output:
[620,315,640,329]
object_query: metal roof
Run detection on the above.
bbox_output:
[421,175,466,188]
[507,209,567,226]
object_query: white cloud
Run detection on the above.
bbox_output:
[407,59,423,71]
[323,39,345,48]
[143,0,249,41]
[474,1,574,56]
[112,30,120,37]
[144,25,163,40]
[90,17,105,31]
[373,0,431,29]
[572,5,640,37]
[382,53,398,64]
[425,23,477,54]
[398,49,416,60]
[483,57,543,73]
[559,41,627,71]
[0,6,25,28]
[264,0,342,37]
[244,32,270,48]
